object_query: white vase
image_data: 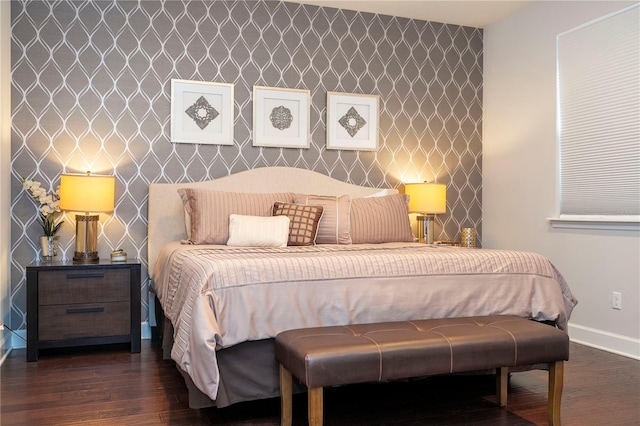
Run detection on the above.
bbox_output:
[40,235,59,261]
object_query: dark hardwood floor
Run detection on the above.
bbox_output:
[1,340,638,425]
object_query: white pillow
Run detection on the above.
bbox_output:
[227,214,290,247]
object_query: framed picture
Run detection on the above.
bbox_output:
[171,79,234,145]
[326,92,379,151]
[253,86,310,148]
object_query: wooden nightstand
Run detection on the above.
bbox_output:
[26,260,141,361]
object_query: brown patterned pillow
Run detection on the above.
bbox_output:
[272,202,324,246]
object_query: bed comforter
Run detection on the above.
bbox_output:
[153,242,577,401]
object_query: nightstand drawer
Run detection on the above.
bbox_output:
[38,269,130,305]
[38,301,130,340]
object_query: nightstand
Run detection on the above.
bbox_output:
[26,260,141,361]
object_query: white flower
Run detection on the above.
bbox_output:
[39,194,52,205]
[21,177,63,236]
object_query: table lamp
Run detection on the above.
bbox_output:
[404,182,446,244]
[60,172,115,263]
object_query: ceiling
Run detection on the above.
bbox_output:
[285,1,532,28]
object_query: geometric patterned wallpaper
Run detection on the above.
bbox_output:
[10,0,483,331]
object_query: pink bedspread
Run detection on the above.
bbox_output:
[153,242,577,400]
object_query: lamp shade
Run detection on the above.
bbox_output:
[405,183,446,214]
[60,173,115,213]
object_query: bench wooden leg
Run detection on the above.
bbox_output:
[308,386,323,426]
[496,367,508,407]
[548,361,564,426]
[279,364,293,426]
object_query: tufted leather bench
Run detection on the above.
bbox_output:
[275,315,569,426]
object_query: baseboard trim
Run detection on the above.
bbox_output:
[569,322,640,360]
[10,329,26,349]
[141,320,152,340]
[0,333,11,366]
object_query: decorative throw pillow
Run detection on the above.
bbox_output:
[293,194,352,244]
[350,194,414,244]
[272,202,324,246]
[177,188,294,244]
[227,214,290,247]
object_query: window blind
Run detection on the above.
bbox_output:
[557,4,639,217]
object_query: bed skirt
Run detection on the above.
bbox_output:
[159,316,307,408]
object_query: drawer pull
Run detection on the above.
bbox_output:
[66,272,105,279]
[66,306,105,314]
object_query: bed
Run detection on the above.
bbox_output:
[148,166,577,409]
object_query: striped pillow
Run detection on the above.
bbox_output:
[350,194,413,244]
[293,194,352,244]
[178,188,294,244]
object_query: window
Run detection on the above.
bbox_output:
[554,4,639,229]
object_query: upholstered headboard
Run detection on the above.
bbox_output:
[147,166,397,277]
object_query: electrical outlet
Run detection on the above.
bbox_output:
[612,292,622,310]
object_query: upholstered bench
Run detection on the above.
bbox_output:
[275,315,569,426]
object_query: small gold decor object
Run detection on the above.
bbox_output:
[461,227,476,248]
[110,249,127,262]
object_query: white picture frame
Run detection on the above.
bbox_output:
[253,86,310,148]
[171,79,234,145]
[326,92,379,151]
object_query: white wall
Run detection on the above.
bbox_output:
[484,1,639,359]
[1,0,12,360]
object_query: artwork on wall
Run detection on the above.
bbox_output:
[171,79,234,145]
[253,86,311,148]
[326,92,379,151]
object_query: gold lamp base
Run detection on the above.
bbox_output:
[416,214,435,244]
[73,214,100,263]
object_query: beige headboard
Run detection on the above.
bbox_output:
[147,166,397,277]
